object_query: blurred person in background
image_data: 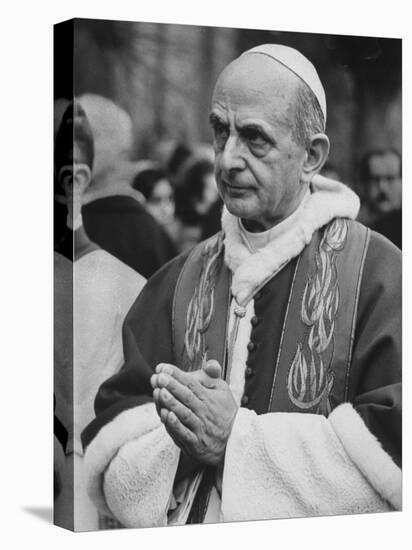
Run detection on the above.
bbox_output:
[77,94,177,277]
[54,100,146,531]
[175,157,222,251]
[358,149,402,248]
[166,141,193,189]
[132,166,179,251]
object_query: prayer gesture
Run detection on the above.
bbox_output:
[150,361,238,466]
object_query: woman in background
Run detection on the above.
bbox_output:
[132,167,179,246]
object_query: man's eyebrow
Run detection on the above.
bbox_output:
[209,112,226,126]
[238,122,264,131]
[237,121,273,140]
[237,117,274,130]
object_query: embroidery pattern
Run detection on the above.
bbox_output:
[287,219,348,414]
[183,233,224,371]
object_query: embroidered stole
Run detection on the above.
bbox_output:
[172,219,370,523]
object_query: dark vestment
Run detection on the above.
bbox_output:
[82,195,178,279]
[372,208,402,249]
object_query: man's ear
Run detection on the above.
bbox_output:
[301,133,330,185]
[73,163,92,192]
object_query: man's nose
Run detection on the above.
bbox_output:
[219,135,245,174]
[376,177,391,194]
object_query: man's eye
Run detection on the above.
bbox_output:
[212,123,229,147]
[213,123,228,138]
[243,128,266,146]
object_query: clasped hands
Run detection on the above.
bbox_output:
[150,360,238,466]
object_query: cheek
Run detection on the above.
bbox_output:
[394,181,402,198]
[369,185,379,198]
[147,204,160,217]
[215,168,226,195]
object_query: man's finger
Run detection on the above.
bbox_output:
[165,411,198,450]
[199,360,223,388]
[156,364,198,387]
[150,374,158,389]
[157,363,211,397]
[203,360,222,379]
[159,407,169,424]
[156,372,205,414]
[152,362,179,388]
[155,363,176,376]
[153,387,161,416]
[158,387,201,431]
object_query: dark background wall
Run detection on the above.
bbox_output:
[55,19,401,192]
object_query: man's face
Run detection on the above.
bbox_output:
[210,55,307,231]
[367,152,402,215]
[58,163,90,200]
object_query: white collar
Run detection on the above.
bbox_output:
[222,177,360,306]
[238,189,310,252]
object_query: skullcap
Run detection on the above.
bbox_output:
[241,44,327,122]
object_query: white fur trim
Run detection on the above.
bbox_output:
[329,403,402,510]
[222,178,360,305]
[83,403,179,523]
[221,406,392,522]
[103,420,180,527]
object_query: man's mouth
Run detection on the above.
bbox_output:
[224,180,251,192]
[376,193,390,204]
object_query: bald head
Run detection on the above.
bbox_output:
[212,50,325,147]
[242,44,326,120]
[213,54,299,125]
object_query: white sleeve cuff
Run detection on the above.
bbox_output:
[329,403,402,509]
[221,404,399,522]
[84,402,179,525]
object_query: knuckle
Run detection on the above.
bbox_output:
[181,407,192,423]
[157,373,168,387]
[184,388,195,406]
[162,364,176,376]
[187,378,197,391]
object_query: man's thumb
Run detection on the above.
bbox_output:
[203,359,222,379]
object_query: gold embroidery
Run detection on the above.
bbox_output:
[287,219,348,414]
[183,233,224,371]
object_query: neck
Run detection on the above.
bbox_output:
[242,218,274,233]
[58,226,99,261]
[66,191,83,230]
[242,187,309,233]
[73,226,99,260]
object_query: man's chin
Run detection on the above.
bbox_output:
[375,201,396,215]
[224,199,256,220]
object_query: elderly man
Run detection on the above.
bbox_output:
[359,149,402,248]
[360,149,402,221]
[82,45,401,528]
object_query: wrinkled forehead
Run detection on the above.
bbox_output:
[212,54,301,116]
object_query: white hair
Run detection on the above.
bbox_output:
[293,81,325,148]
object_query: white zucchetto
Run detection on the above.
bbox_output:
[241,44,327,122]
